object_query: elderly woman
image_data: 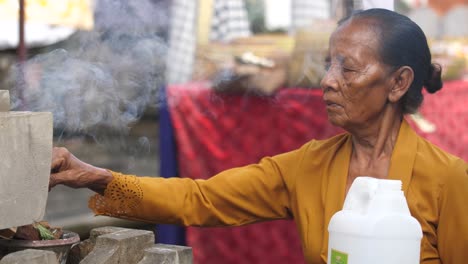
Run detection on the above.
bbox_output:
[50,9,467,264]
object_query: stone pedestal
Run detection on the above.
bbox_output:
[80,229,154,264]
[0,249,58,264]
[67,227,193,264]
[0,90,53,229]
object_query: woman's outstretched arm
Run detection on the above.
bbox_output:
[50,147,299,227]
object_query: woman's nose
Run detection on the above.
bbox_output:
[320,67,339,92]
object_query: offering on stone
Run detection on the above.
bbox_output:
[0,221,63,241]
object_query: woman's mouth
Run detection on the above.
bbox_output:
[324,99,342,109]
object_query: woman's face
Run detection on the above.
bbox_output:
[320,18,395,131]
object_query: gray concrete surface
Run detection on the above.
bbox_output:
[0,111,53,229]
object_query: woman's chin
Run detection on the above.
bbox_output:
[327,115,345,128]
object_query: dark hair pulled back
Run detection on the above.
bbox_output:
[339,8,443,114]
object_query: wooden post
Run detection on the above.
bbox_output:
[18,0,27,62]
[16,0,27,109]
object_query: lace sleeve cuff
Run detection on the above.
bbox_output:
[88,171,143,218]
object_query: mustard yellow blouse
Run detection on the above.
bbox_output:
[89,120,468,264]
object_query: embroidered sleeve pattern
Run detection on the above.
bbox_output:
[88,171,143,218]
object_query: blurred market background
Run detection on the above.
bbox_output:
[0,0,467,263]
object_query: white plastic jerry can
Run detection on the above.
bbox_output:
[327,177,422,264]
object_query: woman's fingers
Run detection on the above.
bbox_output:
[50,147,74,190]
[51,147,70,172]
[49,146,110,192]
[49,172,61,190]
[49,170,81,190]
[50,157,65,173]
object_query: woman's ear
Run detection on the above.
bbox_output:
[388,66,414,103]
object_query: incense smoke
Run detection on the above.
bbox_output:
[9,0,169,139]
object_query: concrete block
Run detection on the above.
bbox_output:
[88,226,129,242]
[0,249,58,264]
[137,247,178,264]
[66,226,129,264]
[80,229,154,264]
[0,90,10,111]
[154,244,193,264]
[0,111,53,229]
[66,239,93,264]
[138,244,193,264]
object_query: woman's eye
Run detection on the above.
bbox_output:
[342,67,354,73]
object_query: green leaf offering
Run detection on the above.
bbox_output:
[35,224,55,240]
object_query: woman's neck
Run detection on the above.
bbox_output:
[350,104,403,164]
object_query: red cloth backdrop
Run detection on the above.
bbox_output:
[167,81,468,264]
[409,80,468,160]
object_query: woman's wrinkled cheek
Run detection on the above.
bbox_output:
[340,76,368,121]
[327,69,368,125]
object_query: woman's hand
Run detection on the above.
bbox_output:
[50,147,113,194]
